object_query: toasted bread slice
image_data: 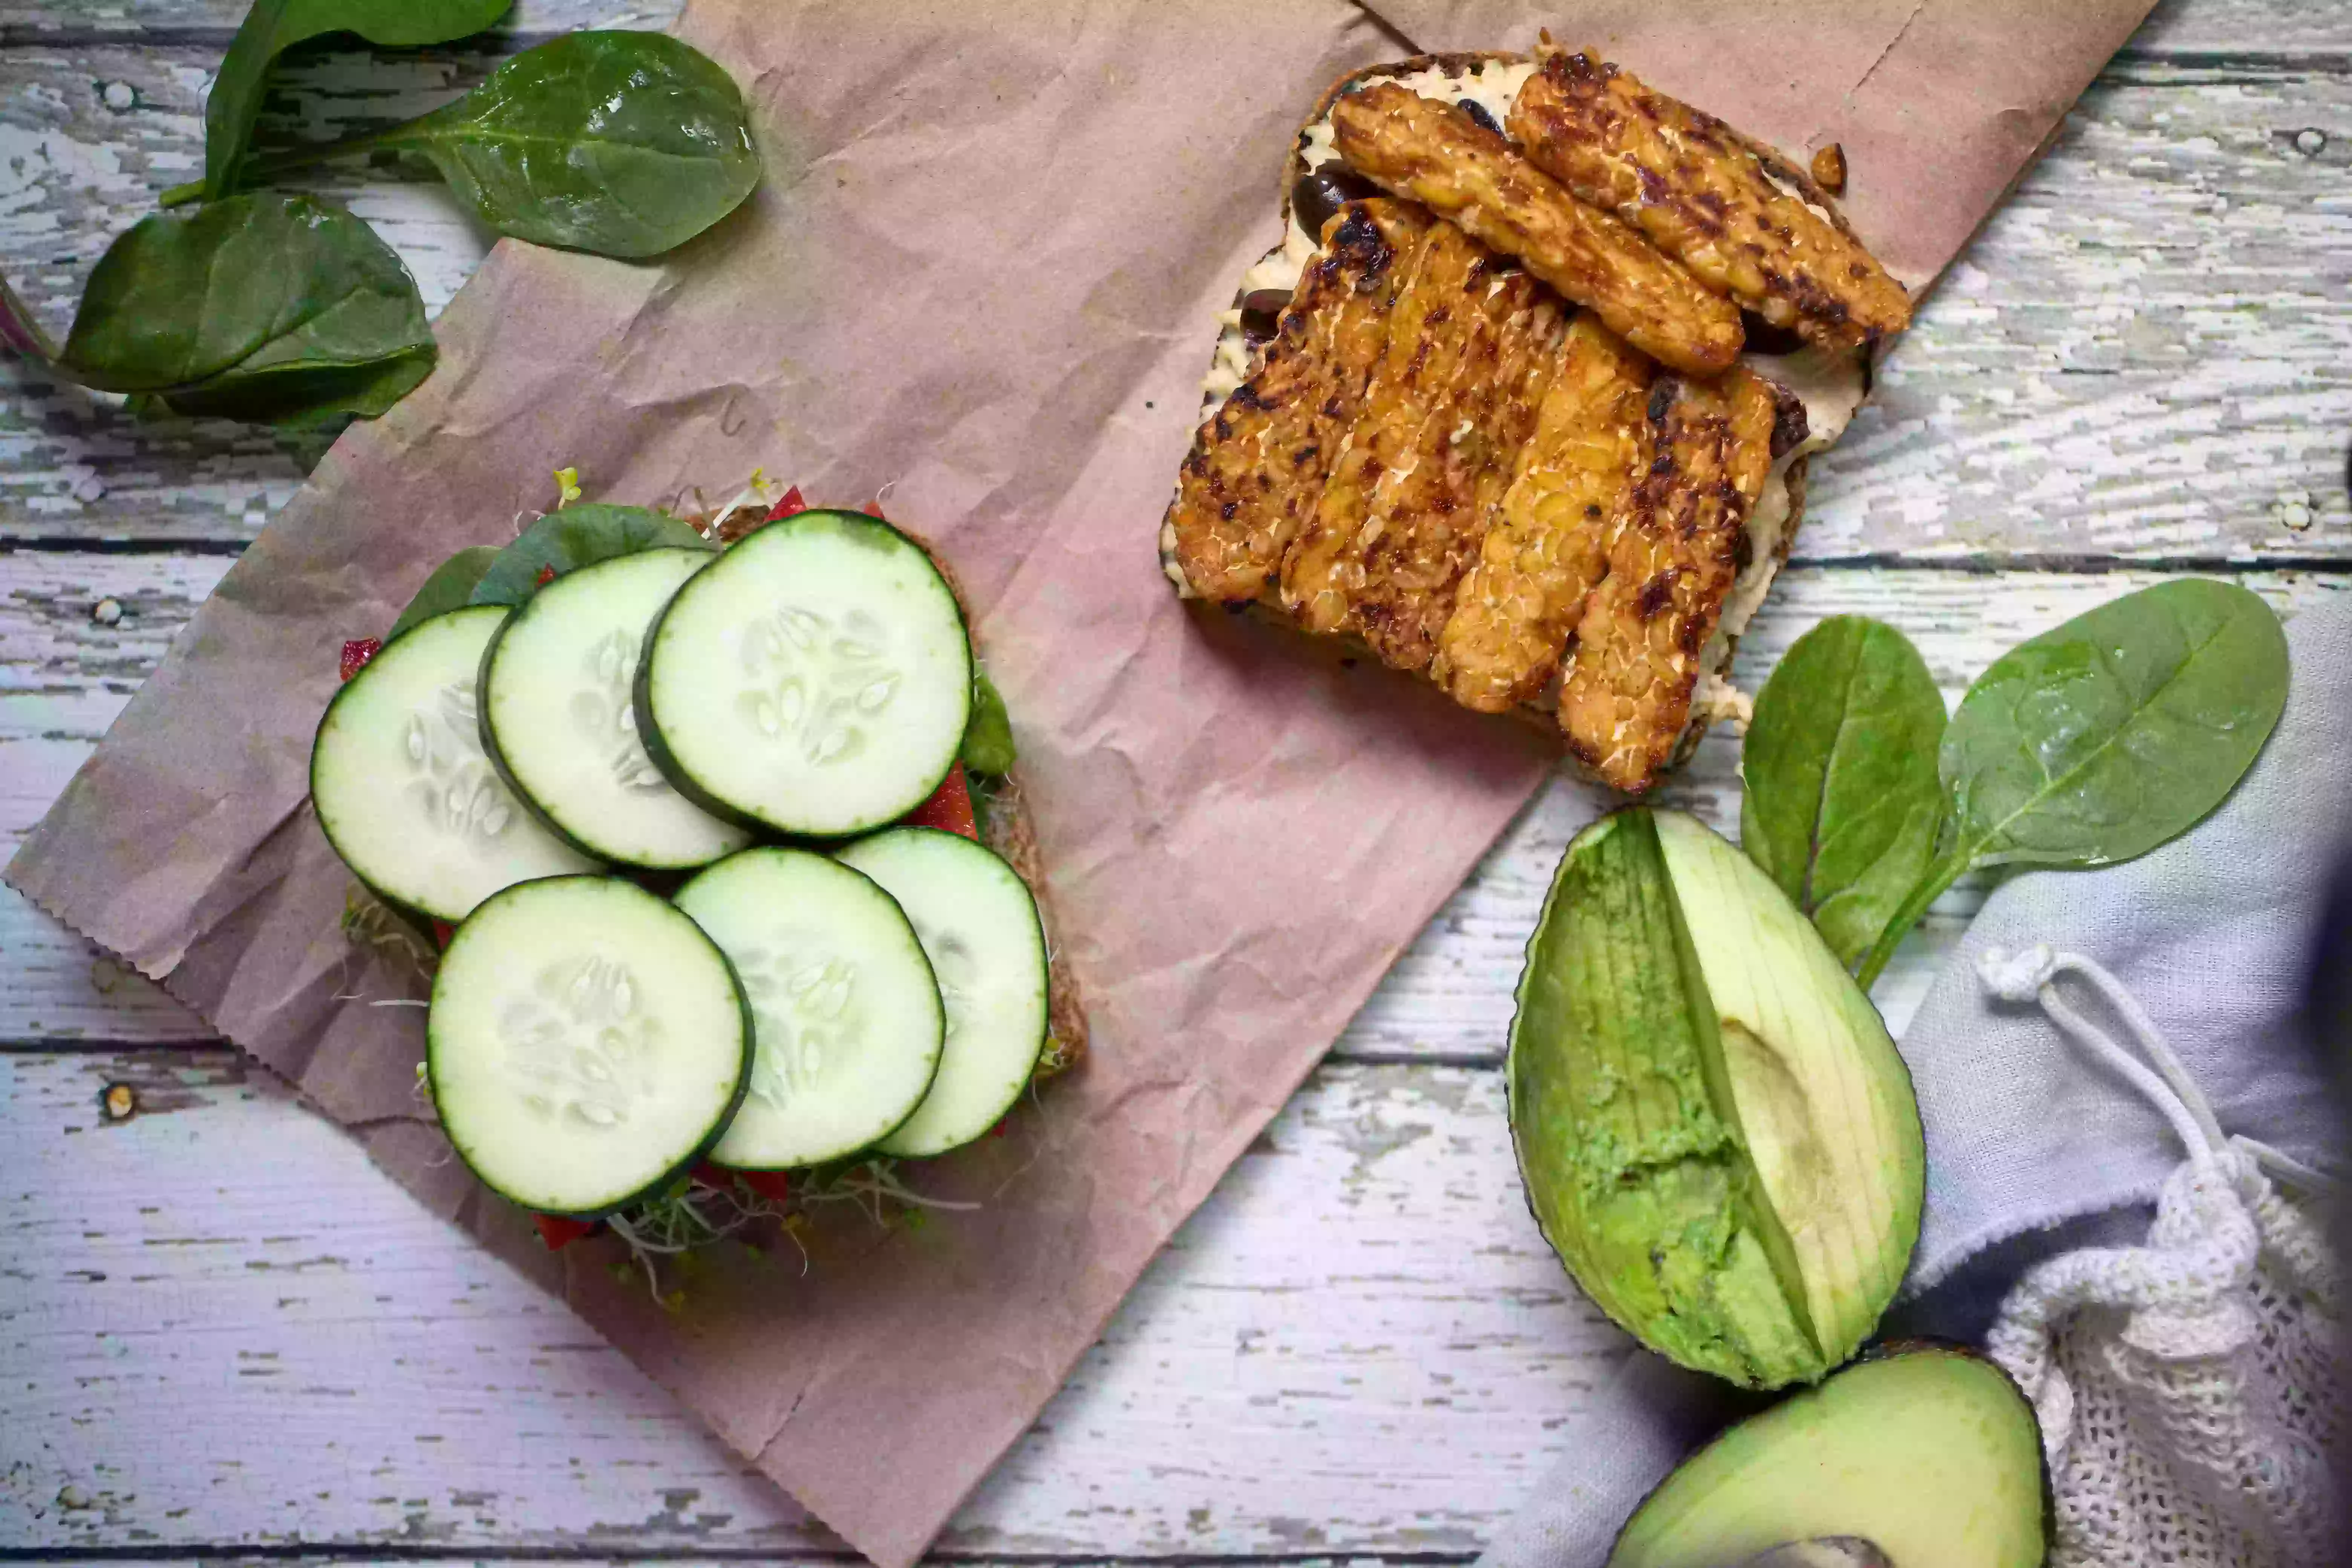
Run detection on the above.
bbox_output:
[1159,49,1882,794]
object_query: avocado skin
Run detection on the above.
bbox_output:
[1605,1344,2049,1568]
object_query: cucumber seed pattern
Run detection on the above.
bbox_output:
[574,627,669,792]
[406,681,522,842]
[738,604,902,767]
[732,944,862,1108]
[498,954,659,1129]
[908,914,975,1045]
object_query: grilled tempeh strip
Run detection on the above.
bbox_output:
[1509,49,1912,349]
[1166,201,1430,603]
[1557,367,1778,792]
[1279,222,1565,669]
[1329,81,1742,378]
[1348,254,1568,671]
[1432,313,1652,712]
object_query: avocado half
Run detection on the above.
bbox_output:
[1507,808,1926,1388]
[1609,1346,2049,1568]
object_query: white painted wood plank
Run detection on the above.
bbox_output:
[0,1049,1617,1556]
[2132,0,2352,56]
[3,552,2341,1049]
[0,49,2346,554]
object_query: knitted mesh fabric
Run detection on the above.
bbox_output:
[1989,1138,2340,1566]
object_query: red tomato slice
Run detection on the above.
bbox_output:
[903,765,978,841]
[735,1168,793,1204]
[533,1213,599,1250]
[764,485,808,521]
[693,1161,792,1205]
[339,638,381,682]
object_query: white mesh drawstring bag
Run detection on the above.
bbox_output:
[1978,944,2343,1568]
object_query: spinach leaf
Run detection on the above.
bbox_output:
[248,32,761,259]
[962,673,1018,776]
[1741,616,1948,970]
[1849,579,2289,987]
[54,193,436,425]
[201,0,515,202]
[1940,578,2288,870]
[468,504,710,606]
[391,546,501,638]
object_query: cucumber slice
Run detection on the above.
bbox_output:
[637,509,973,838]
[428,875,752,1217]
[311,605,599,922]
[673,848,945,1168]
[834,828,1048,1158]
[480,548,755,870]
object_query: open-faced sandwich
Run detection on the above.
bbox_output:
[311,478,1085,1262]
[1160,40,1903,793]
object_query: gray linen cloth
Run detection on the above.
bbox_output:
[1481,594,2351,1568]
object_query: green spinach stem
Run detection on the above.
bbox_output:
[1854,850,1971,992]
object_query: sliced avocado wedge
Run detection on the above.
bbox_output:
[1609,1347,2047,1568]
[1506,808,1925,1387]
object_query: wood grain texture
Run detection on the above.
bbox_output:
[1,1049,1615,1556]
[4,549,2341,1052]
[0,24,2347,554]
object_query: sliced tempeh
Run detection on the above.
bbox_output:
[1349,247,1567,672]
[1432,312,1654,712]
[480,547,753,871]
[1165,199,1429,604]
[428,875,752,1216]
[674,848,945,1169]
[1280,221,1566,669]
[312,605,601,922]
[1508,47,1912,349]
[1557,366,1779,792]
[1328,81,1742,376]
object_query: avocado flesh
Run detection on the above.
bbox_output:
[1609,1348,2047,1568]
[1506,809,1924,1388]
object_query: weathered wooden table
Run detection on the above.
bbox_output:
[3,0,2346,1559]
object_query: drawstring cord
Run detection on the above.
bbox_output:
[1977,943,2343,1200]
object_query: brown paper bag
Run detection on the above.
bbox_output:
[7,2,2155,1561]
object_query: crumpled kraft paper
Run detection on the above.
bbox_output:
[6,2,2155,1562]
